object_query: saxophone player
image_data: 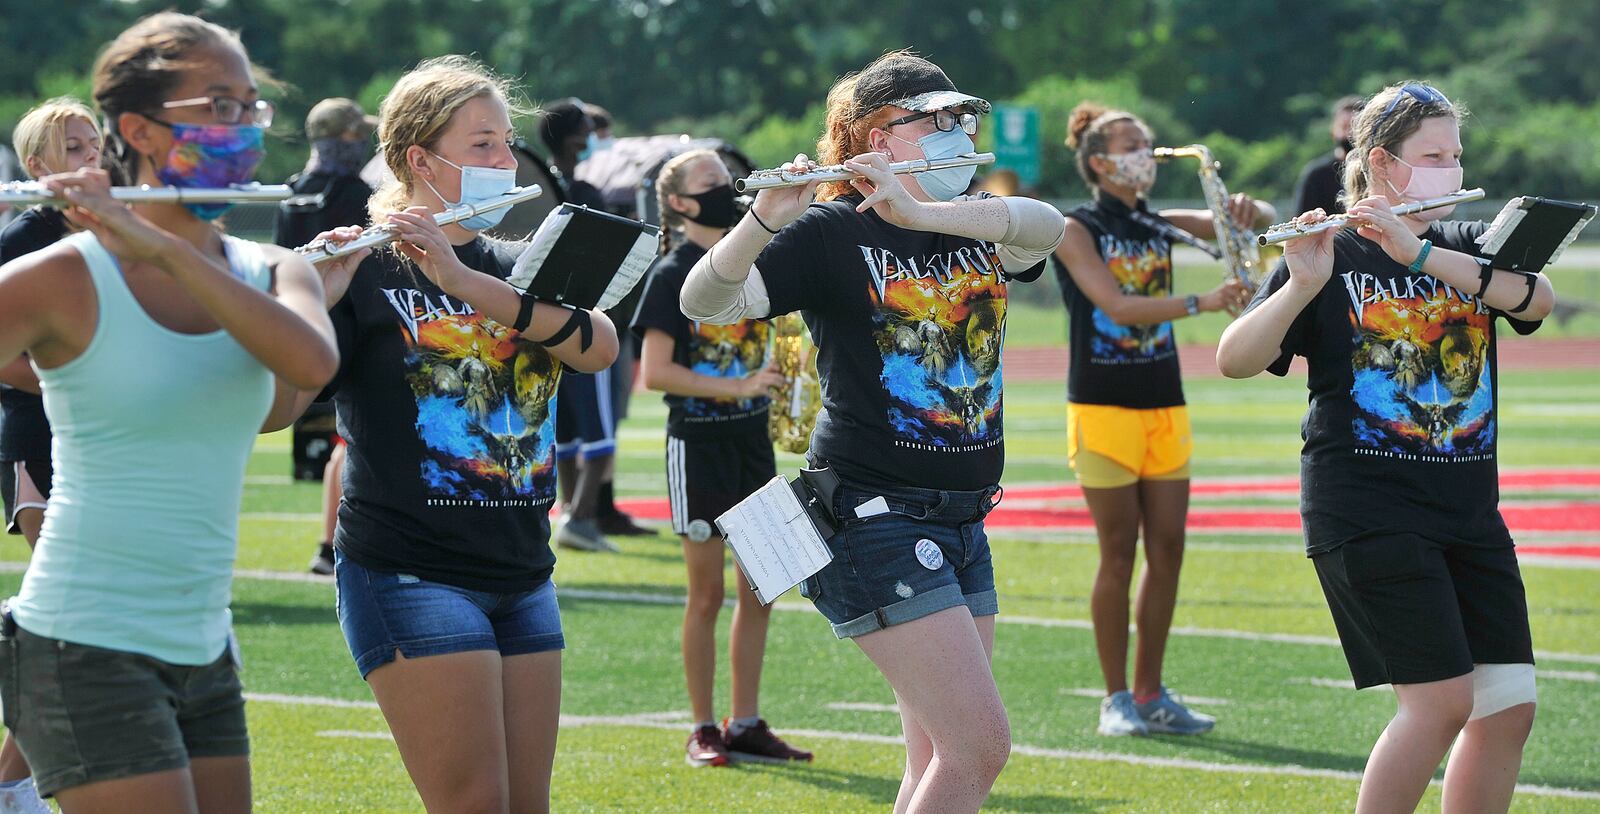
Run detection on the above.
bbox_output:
[631,149,811,768]
[1051,102,1273,738]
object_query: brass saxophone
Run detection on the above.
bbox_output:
[767,313,822,454]
[1153,145,1266,291]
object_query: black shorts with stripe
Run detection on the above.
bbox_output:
[1,459,51,535]
[664,421,775,541]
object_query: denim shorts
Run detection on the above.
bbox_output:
[0,623,247,797]
[799,480,1000,639]
[335,550,565,678]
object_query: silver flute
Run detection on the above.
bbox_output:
[1257,188,1486,246]
[297,184,544,262]
[735,152,996,193]
[0,181,292,205]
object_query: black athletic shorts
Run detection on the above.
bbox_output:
[1311,533,1534,689]
[1,459,51,535]
[663,424,775,542]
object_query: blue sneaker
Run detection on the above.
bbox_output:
[1097,690,1149,737]
[1135,686,1215,735]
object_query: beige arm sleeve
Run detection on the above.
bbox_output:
[993,195,1067,274]
[679,250,772,324]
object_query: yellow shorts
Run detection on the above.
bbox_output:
[1066,403,1192,489]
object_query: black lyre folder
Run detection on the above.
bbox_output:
[507,203,660,310]
[1476,196,1598,273]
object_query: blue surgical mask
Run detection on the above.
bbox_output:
[423,152,517,230]
[890,128,977,201]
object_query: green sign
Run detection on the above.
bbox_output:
[990,105,1041,186]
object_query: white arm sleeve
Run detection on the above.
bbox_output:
[679,251,772,324]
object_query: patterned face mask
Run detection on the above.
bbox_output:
[155,123,265,221]
[1101,148,1157,192]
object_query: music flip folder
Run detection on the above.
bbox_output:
[508,203,659,311]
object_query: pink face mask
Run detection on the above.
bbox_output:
[1383,149,1464,221]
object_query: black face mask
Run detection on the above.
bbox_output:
[682,184,736,228]
[1338,137,1355,153]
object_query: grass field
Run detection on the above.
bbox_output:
[1,323,1596,810]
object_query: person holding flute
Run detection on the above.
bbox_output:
[1217,81,1553,814]
[296,55,617,813]
[680,51,1065,813]
[0,13,338,810]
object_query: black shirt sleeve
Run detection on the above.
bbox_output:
[0,208,68,265]
[629,256,690,344]
[1241,257,1317,377]
[756,204,833,317]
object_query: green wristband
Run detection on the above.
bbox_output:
[1407,239,1432,274]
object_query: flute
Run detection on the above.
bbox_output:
[734,152,996,193]
[0,181,292,206]
[1257,188,1486,246]
[297,184,544,261]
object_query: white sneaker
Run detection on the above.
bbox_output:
[555,516,619,553]
[0,778,51,814]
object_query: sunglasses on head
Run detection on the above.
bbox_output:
[1370,84,1450,139]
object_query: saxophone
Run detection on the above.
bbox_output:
[1153,145,1266,291]
[767,313,822,454]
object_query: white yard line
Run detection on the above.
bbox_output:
[274,698,1599,801]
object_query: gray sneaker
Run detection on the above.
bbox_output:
[555,516,619,553]
[1135,686,1215,735]
[1097,690,1149,737]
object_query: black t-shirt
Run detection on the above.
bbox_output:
[1054,195,1184,408]
[758,196,1043,492]
[1293,152,1346,217]
[1244,220,1542,554]
[271,172,373,251]
[327,237,562,592]
[631,240,771,439]
[0,207,68,462]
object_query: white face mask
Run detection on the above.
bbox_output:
[423,152,517,230]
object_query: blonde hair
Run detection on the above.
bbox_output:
[654,149,721,256]
[369,55,526,222]
[1342,81,1465,206]
[1064,101,1149,190]
[13,97,99,179]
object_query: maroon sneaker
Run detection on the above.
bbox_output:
[722,718,814,764]
[686,724,730,767]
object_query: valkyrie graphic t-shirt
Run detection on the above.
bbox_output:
[631,240,771,439]
[1054,195,1184,408]
[1245,221,1541,554]
[326,237,563,591]
[757,196,1043,492]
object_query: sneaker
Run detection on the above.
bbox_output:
[1097,690,1149,737]
[722,718,814,764]
[1135,686,1215,735]
[0,777,51,814]
[685,725,730,767]
[597,510,654,537]
[308,542,335,576]
[555,517,620,553]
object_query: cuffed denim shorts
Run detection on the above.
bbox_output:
[800,480,1001,639]
[335,550,564,678]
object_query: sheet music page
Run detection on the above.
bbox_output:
[596,230,661,310]
[506,207,572,290]
[716,476,834,605]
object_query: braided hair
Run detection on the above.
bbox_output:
[654,148,721,256]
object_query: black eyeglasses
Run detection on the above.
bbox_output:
[1369,84,1450,139]
[160,96,275,128]
[885,108,979,136]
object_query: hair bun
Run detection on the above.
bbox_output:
[1066,101,1108,149]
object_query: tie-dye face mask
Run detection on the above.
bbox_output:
[155,123,265,220]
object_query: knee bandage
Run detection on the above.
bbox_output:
[1469,663,1537,721]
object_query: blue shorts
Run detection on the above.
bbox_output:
[555,369,615,461]
[800,480,1000,639]
[334,551,565,679]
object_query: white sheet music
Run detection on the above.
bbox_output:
[597,230,659,310]
[716,476,834,605]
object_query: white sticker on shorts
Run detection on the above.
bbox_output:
[686,519,714,543]
[915,539,944,571]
